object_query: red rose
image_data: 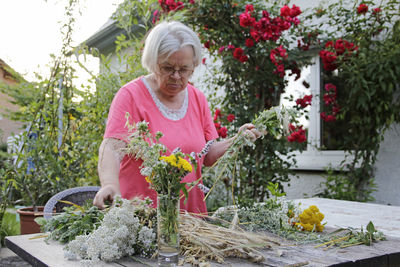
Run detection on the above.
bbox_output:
[280,5,291,17]
[325,115,336,122]
[250,29,261,42]
[239,12,255,27]
[214,122,221,129]
[287,125,306,143]
[214,108,221,118]
[292,17,300,26]
[324,94,335,105]
[245,4,254,13]
[289,5,301,17]
[357,4,368,15]
[245,38,254,48]
[239,55,248,63]
[227,114,235,122]
[204,41,210,49]
[325,83,337,92]
[296,95,313,108]
[334,39,346,55]
[219,127,228,138]
[152,10,160,24]
[202,58,206,64]
[325,41,334,48]
[319,50,337,71]
[373,7,381,15]
[176,1,184,10]
[233,47,244,59]
[332,105,340,113]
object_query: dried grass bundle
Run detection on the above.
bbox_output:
[179,212,281,266]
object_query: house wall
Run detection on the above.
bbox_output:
[0,66,23,144]
[372,124,400,205]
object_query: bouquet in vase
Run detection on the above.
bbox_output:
[124,115,197,265]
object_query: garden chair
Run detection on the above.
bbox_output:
[43,186,100,220]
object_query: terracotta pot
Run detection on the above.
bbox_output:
[17,206,45,235]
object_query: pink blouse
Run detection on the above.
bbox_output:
[104,77,218,214]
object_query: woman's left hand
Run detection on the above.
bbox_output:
[237,123,263,142]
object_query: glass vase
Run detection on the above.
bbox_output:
[157,194,180,267]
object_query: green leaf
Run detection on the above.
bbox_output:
[366,221,376,234]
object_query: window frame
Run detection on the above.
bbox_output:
[287,56,354,171]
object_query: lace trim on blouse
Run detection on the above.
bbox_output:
[142,77,188,121]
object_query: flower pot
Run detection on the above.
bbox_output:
[157,194,180,267]
[16,206,44,235]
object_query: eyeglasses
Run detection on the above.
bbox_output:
[159,65,194,78]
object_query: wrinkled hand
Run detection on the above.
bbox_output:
[238,123,263,142]
[93,184,120,209]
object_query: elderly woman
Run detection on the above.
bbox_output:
[93,21,260,214]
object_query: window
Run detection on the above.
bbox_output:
[281,56,354,170]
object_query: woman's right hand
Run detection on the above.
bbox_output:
[93,184,121,209]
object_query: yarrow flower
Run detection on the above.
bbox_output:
[66,198,157,264]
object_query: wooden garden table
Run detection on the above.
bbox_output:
[5,198,400,266]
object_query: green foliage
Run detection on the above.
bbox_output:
[316,167,376,201]
[306,0,400,201]
[0,0,156,208]
[36,203,104,244]
[317,221,385,249]
[0,211,20,246]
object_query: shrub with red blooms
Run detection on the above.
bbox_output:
[319,50,338,71]
[320,83,340,122]
[213,109,235,138]
[296,95,312,108]
[240,11,256,27]
[287,124,306,143]
[270,45,288,77]
[320,39,358,71]
[227,114,235,122]
[357,3,368,14]
[158,0,184,12]
[297,30,320,51]
[240,3,302,44]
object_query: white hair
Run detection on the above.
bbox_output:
[141,21,202,74]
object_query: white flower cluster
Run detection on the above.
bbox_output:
[65,198,156,265]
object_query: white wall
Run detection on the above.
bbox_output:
[373,124,400,205]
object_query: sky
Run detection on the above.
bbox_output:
[0,0,124,81]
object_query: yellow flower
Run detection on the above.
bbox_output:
[309,205,319,213]
[296,205,325,232]
[177,157,192,172]
[160,155,192,172]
